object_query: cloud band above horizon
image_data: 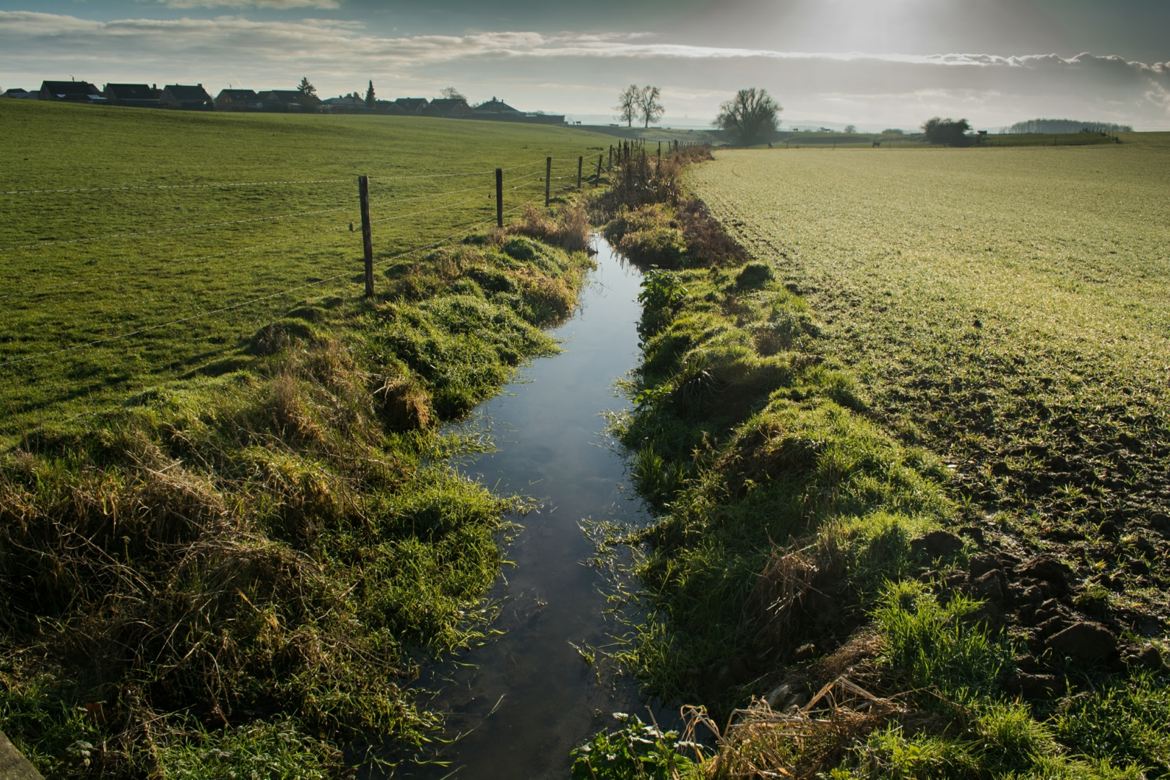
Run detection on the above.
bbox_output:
[1,10,1167,128]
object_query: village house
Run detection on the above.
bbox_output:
[389,97,429,114]
[321,95,369,113]
[39,80,105,103]
[473,97,522,117]
[104,83,161,109]
[160,84,213,110]
[257,90,320,112]
[215,89,260,111]
[422,97,472,117]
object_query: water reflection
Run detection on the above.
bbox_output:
[399,237,653,778]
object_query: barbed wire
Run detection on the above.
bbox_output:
[0,165,553,198]
[0,165,573,256]
[0,177,354,197]
[0,205,356,254]
[0,196,543,370]
[0,168,581,303]
[0,228,356,304]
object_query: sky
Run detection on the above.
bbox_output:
[1,0,1169,130]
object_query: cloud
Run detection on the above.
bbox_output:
[1,11,1167,127]
[151,0,341,8]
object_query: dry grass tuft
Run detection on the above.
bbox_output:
[706,677,901,779]
[515,201,592,252]
[375,372,433,431]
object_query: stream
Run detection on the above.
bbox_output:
[399,236,655,778]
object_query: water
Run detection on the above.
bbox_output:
[400,237,654,778]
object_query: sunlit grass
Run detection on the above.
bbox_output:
[0,99,607,441]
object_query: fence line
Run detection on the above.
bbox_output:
[0,170,578,305]
[0,168,568,255]
[0,166,554,198]
[0,193,550,371]
[0,228,357,304]
[0,178,355,197]
[0,205,357,255]
[0,148,604,385]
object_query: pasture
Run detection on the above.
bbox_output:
[0,99,609,776]
[688,136,1170,618]
[0,100,605,443]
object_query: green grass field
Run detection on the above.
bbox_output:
[0,99,610,777]
[0,100,607,443]
[687,136,1170,618]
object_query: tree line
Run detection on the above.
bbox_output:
[614,83,784,146]
[1008,118,1132,134]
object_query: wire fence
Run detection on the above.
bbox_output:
[0,150,613,443]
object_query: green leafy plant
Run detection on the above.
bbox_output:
[570,713,704,780]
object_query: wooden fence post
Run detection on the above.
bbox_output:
[495,168,503,228]
[545,156,552,207]
[595,154,602,185]
[577,155,583,189]
[358,175,374,299]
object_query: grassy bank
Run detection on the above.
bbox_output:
[0,100,603,776]
[570,144,1169,777]
[1,219,594,777]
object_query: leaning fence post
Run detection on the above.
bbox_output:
[495,167,503,228]
[577,155,583,189]
[358,175,374,299]
[545,156,552,207]
[595,154,602,185]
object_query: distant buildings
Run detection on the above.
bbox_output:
[5,79,565,125]
[422,97,471,117]
[215,89,260,111]
[39,80,104,103]
[257,90,320,112]
[391,97,429,113]
[104,84,161,109]
[160,84,214,110]
[474,97,520,117]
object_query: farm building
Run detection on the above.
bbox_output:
[3,88,34,99]
[470,97,564,125]
[160,84,213,110]
[391,97,429,114]
[215,89,260,111]
[104,83,161,108]
[39,80,105,103]
[257,90,320,112]
[473,97,521,117]
[422,98,472,117]
[321,95,369,113]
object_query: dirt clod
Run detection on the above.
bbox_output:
[1015,555,1072,596]
[1045,620,1117,664]
[912,530,964,559]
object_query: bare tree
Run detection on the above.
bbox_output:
[844,124,857,134]
[716,88,781,146]
[637,85,664,128]
[440,86,466,101]
[616,84,639,127]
